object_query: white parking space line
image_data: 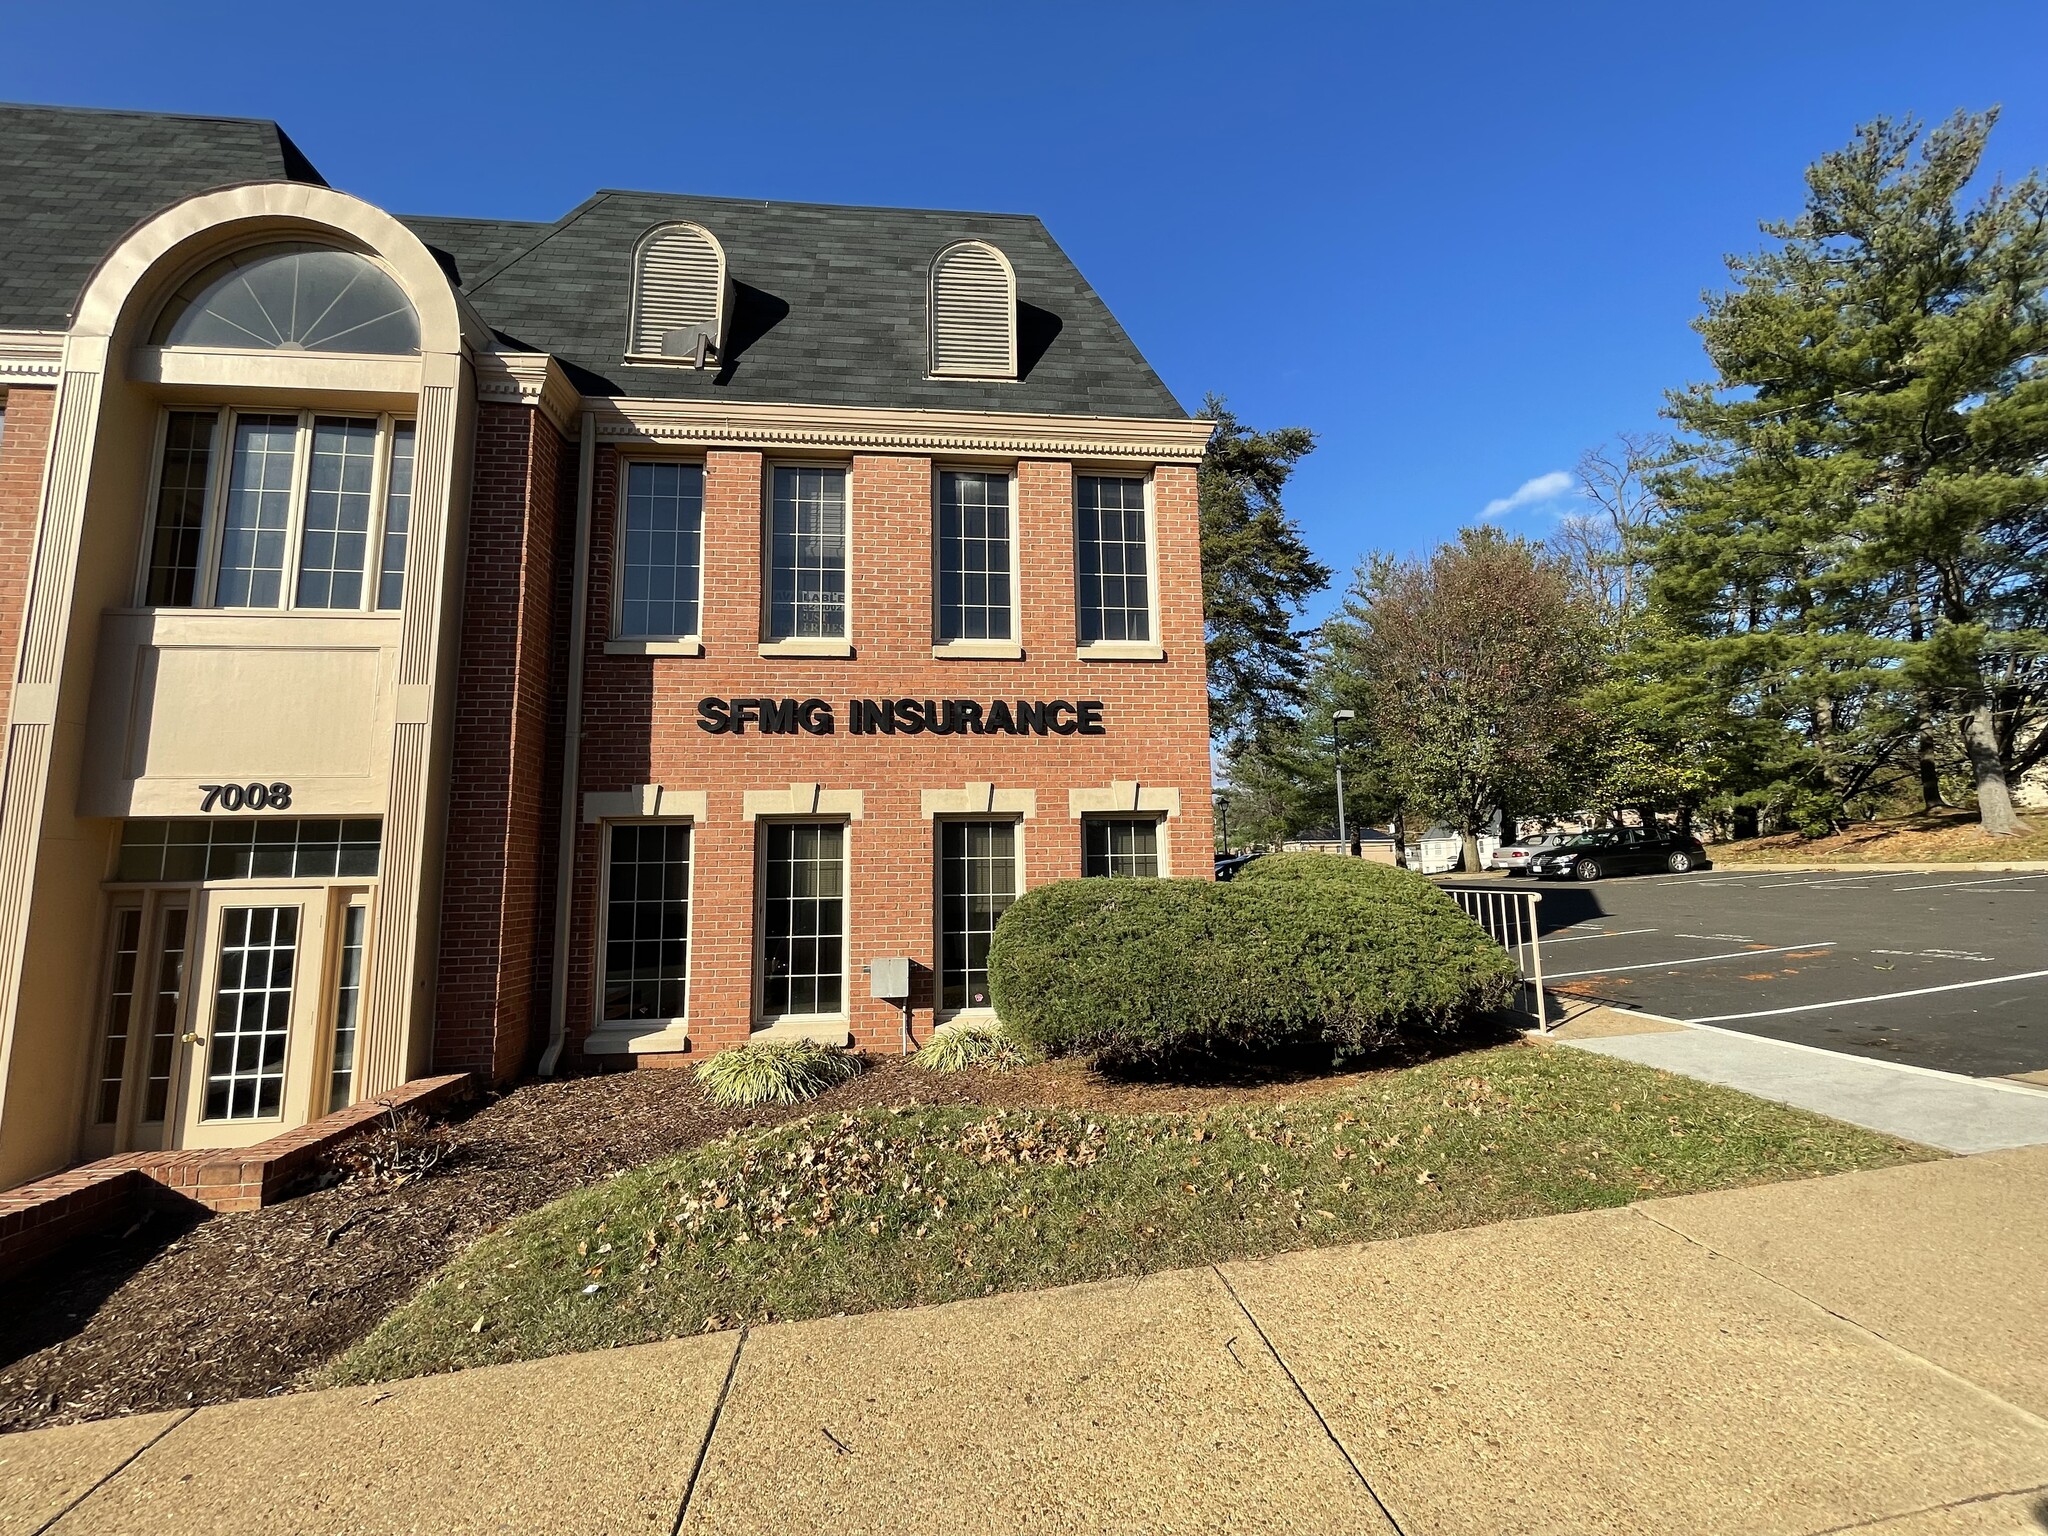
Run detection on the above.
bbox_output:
[1688,969,2048,1023]
[1688,873,1782,886]
[1751,874,1894,890]
[1548,941,1837,980]
[1893,873,2048,892]
[1542,927,1659,944]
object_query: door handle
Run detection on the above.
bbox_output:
[179,1032,204,1044]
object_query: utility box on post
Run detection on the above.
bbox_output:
[868,957,911,1001]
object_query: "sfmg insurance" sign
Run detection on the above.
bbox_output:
[696,697,1107,737]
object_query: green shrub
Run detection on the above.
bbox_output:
[695,1040,865,1106]
[987,856,1516,1066]
[912,1021,1032,1073]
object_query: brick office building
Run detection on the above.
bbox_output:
[0,104,1213,1187]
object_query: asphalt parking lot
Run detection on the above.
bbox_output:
[1474,867,2048,1079]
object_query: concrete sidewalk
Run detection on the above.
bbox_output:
[1552,1007,2048,1153]
[5,1148,2046,1536]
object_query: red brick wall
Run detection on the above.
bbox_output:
[566,447,1215,1058]
[0,388,55,729]
[433,403,569,1081]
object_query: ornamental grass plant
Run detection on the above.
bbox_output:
[694,1040,866,1107]
[911,1021,1032,1073]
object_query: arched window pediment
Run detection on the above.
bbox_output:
[150,242,420,355]
[929,241,1017,380]
[628,222,728,367]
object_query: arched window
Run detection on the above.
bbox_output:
[150,242,419,354]
[928,241,1016,379]
[628,222,727,365]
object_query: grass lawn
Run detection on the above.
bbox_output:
[1711,809,2048,864]
[331,1040,1929,1386]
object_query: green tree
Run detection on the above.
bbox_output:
[1198,396,1332,748]
[1328,528,1605,871]
[1649,111,2048,836]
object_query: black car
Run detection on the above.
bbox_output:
[1525,828,1706,881]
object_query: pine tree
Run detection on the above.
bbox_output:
[1198,396,1332,748]
[1650,111,2048,836]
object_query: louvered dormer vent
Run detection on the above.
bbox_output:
[928,240,1017,380]
[628,222,728,368]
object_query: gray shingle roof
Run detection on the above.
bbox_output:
[0,103,324,331]
[397,214,551,291]
[459,191,1186,418]
[1,105,1186,420]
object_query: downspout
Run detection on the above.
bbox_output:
[539,410,597,1077]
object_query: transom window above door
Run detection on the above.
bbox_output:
[143,408,415,611]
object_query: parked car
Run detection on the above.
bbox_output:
[1489,835,1562,875]
[1526,828,1707,881]
[1214,851,1260,881]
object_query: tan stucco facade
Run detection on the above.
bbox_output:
[0,184,482,1185]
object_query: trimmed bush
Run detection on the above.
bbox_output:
[912,1021,1032,1074]
[695,1040,865,1107]
[987,855,1516,1065]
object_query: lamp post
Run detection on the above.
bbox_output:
[1217,792,1231,854]
[1331,709,1356,853]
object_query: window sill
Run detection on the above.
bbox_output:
[935,1008,1002,1031]
[752,1018,852,1046]
[605,637,703,657]
[932,640,1023,661]
[584,1021,690,1056]
[757,638,854,659]
[1076,641,1165,662]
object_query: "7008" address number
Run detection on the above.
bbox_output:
[199,781,293,812]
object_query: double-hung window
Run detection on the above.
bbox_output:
[603,823,693,1025]
[143,408,415,612]
[1083,817,1162,878]
[767,465,847,641]
[935,469,1014,645]
[617,461,705,642]
[938,820,1019,1012]
[1075,474,1154,646]
[759,822,846,1018]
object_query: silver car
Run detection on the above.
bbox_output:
[1489,835,1561,876]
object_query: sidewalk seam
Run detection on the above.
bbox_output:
[1210,1263,1409,1536]
[671,1326,747,1535]
[1798,1479,2048,1534]
[30,1406,194,1535]
[1630,1204,2048,1434]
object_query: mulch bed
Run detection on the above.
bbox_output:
[0,1049,1397,1433]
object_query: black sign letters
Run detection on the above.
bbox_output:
[696,697,1107,738]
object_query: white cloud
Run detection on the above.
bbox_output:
[1481,470,1575,520]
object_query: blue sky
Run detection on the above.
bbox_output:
[9,1,2048,623]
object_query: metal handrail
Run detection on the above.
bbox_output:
[1441,884,1549,1031]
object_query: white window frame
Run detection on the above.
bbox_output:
[930,462,1023,660]
[1072,468,1163,661]
[135,405,413,614]
[752,817,851,1039]
[932,815,1026,1023]
[758,459,855,658]
[607,456,708,657]
[587,817,697,1055]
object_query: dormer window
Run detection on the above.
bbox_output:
[150,242,419,354]
[928,241,1017,380]
[628,222,727,367]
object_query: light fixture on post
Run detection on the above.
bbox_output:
[1217,791,1231,855]
[1331,709,1356,854]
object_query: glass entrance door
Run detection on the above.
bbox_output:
[173,888,331,1149]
